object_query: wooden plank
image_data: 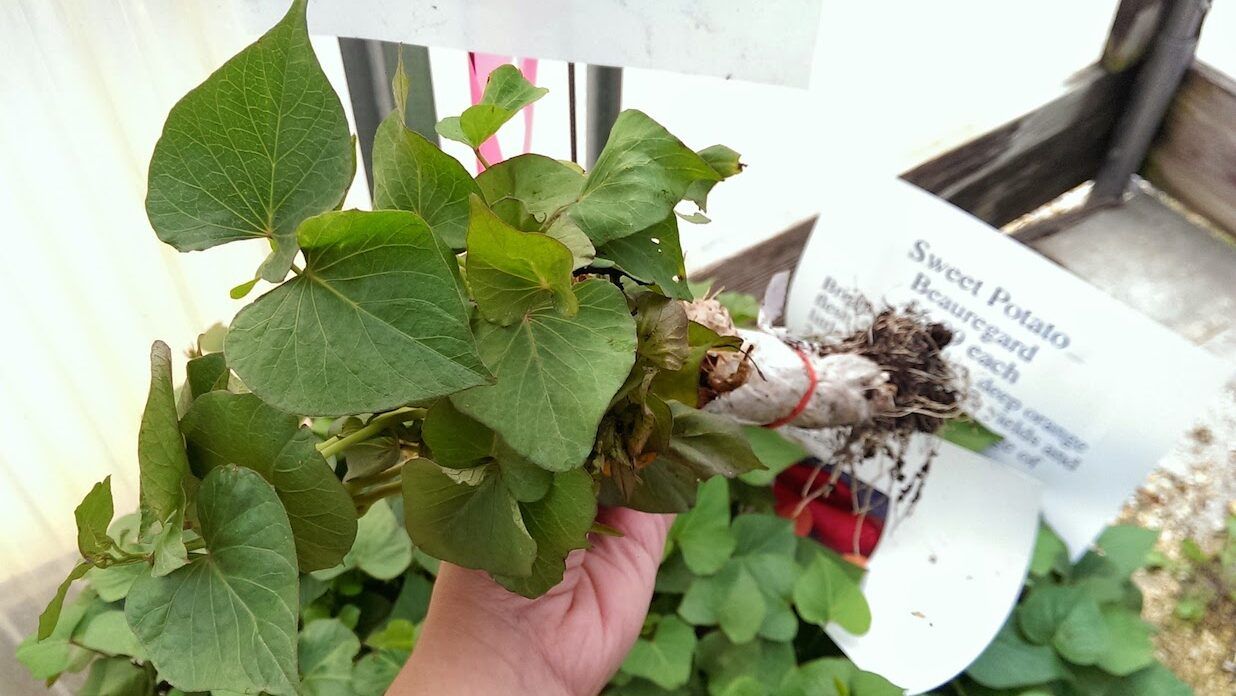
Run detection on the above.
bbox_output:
[699,67,1135,294]
[696,216,815,296]
[1143,62,1236,237]
[902,66,1132,227]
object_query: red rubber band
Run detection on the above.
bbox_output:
[763,346,818,428]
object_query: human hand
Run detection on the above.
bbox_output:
[388,507,673,696]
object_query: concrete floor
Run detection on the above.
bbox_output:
[1030,184,1235,515]
[1032,185,1236,694]
[1033,187,1236,364]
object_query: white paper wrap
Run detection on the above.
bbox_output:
[704,330,891,428]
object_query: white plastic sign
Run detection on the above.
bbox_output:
[237,0,823,86]
[782,178,1231,693]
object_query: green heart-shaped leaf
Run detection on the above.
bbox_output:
[126,466,299,695]
[598,456,699,514]
[451,279,636,471]
[1075,525,1159,580]
[495,468,596,597]
[666,401,763,478]
[651,322,742,406]
[679,563,766,644]
[793,555,871,635]
[436,65,547,149]
[74,477,114,563]
[226,209,490,416]
[73,609,144,660]
[145,0,353,282]
[372,112,480,249]
[475,154,585,230]
[422,399,552,502]
[678,514,801,644]
[1095,607,1155,676]
[696,632,795,695]
[312,499,412,582]
[634,293,690,371]
[620,616,698,690]
[669,476,735,575]
[683,144,743,212]
[181,391,298,475]
[270,429,360,571]
[401,458,536,576]
[568,110,719,246]
[35,562,90,642]
[966,619,1066,689]
[79,656,155,696]
[596,215,692,300]
[739,426,808,486]
[1052,596,1110,665]
[1017,585,1084,645]
[139,341,193,574]
[465,196,578,325]
[298,618,360,696]
[181,392,357,571]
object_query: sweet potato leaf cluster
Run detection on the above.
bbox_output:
[20,474,902,696]
[951,523,1193,695]
[22,1,763,693]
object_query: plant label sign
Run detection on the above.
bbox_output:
[237,0,823,86]
[781,178,1231,693]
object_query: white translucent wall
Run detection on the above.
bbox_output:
[0,2,367,692]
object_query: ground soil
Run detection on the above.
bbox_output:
[1119,387,1236,695]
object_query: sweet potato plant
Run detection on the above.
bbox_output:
[19,1,784,693]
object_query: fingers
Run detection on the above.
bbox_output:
[591,506,675,573]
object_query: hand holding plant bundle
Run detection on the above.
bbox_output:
[19,2,988,694]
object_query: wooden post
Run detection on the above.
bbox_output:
[1090,0,1210,205]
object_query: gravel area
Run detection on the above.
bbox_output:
[1120,386,1236,695]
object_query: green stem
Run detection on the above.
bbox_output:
[317,407,425,458]
[346,459,408,493]
[540,205,567,232]
[474,149,493,170]
[353,480,404,513]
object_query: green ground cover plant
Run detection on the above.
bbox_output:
[946,524,1193,696]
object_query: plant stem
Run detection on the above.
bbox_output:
[346,459,407,493]
[474,148,492,170]
[317,407,425,459]
[353,480,404,512]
